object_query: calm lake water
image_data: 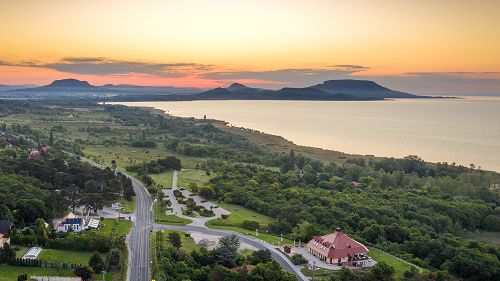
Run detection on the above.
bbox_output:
[114,97,500,172]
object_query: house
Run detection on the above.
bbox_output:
[0,234,10,248]
[306,228,369,266]
[28,149,43,160]
[56,213,86,233]
[0,219,13,235]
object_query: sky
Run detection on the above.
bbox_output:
[1,0,500,94]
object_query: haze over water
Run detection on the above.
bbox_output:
[116,97,500,172]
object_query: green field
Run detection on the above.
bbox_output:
[369,248,420,280]
[178,169,213,188]
[150,171,173,189]
[153,201,192,225]
[153,230,200,253]
[211,201,274,226]
[39,249,93,265]
[206,201,292,244]
[0,266,75,281]
[100,218,133,237]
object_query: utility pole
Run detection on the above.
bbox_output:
[312,261,316,281]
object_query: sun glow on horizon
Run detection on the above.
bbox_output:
[1,0,500,93]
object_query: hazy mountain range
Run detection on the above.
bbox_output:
[0,78,427,100]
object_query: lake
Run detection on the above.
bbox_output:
[113,97,500,172]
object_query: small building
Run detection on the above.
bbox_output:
[28,149,43,160]
[284,245,292,254]
[56,213,86,233]
[306,228,369,266]
[23,247,43,260]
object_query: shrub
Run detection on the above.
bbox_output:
[291,254,308,265]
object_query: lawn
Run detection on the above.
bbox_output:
[206,202,292,245]
[210,201,274,226]
[369,248,420,280]
[178,169,213,188]
[100,218,133,237]
[0,266,75,281]
[301,267,334,280]
[153,230,199,253]
[153,201,192,225]
[119,197,136,214]
[150,171,173,189]
[39,249,93,265]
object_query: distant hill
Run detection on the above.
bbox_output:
[45,78,93,88]
[309,79,417,99]
[185,79,419,101]
[0,84,37,92]
[0,79,119,99]
[1,78,425,101]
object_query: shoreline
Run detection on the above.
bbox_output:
[134,104,499,172]
[143,105,381,165]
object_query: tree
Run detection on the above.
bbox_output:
[336,268,359,281]
[362,224,385,243]
[35,218,48,247]
[66,184,81,212]
[250,260,297,281]
[214,234,240,267]
[483,215,500,231]
[89,252,105,273]
[368,262,395,281]
[291,221,320,241]
[48,131,54,146]
[208,265,237,281]
[111,159,117,172]
[107,248,121,270]
[290,254,307,265]
[74,266,94,281]
[250,249,272,265]
[198,185,216,199]
[242,220,260,231]
[0,242,16,263]
[168,232,182,249]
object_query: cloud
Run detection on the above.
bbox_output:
[0,57,213,78]
[201,65,370,88]
[405,71,498,76]
[330,64,371,70]
[364,71,500,95]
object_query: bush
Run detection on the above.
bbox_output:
[242,220,260,230]
[291,254,308,265]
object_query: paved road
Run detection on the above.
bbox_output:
[155,170,308,281]
[153,223,308,281]
[126,176,153,281]
[74,155,306,281]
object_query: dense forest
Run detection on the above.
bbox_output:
[206,153,500,281]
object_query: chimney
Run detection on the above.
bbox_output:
[336,227,342,232]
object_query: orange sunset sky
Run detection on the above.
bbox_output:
[1,0,500,94]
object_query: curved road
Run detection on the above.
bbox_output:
[72,155,307,281]
[148,170,307,281]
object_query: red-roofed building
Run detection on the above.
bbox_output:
[28,150,43,160]
[306,228,369,266]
